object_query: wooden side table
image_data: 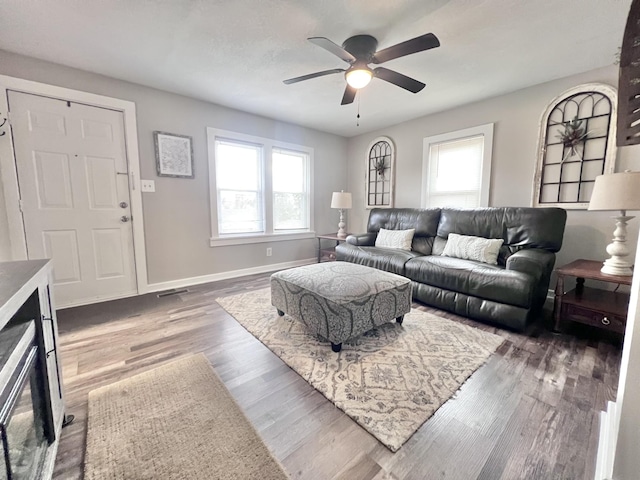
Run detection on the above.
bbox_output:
[316,233,349,262]
[553,259,632,334]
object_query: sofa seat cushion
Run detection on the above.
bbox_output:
[404,256,535,308]
[335,244,422,275]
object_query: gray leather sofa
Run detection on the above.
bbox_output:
[335,207,567,332]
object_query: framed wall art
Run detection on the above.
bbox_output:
[532,83,617,209]
[154,131,194,178]
[365,136,395,209]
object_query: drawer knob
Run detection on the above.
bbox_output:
[602,317,611,326]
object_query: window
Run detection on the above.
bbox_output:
[421,124,493,208]
[207,128,313,246]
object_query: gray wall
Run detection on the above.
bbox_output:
[346,65,640,282]
[0,50,348,284]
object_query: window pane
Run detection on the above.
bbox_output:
[430,136,483,193]
[274,192,307,230]
[273,150,304,192]
[428,192,479,208]
[218,190,263,234]
[273,149,309,230]
[215,139,264,235]
[216,141,260,190]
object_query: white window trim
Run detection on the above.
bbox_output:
[206,127,314,247]
[421,123,494,208]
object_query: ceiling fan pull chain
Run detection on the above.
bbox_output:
[357,95,361,127]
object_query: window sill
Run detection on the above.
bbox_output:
[209,231,316,247]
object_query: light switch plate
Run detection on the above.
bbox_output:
[141,179,155,192]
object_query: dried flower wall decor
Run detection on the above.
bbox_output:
[556,115,589,160]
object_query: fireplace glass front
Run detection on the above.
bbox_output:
[0,322,48,480]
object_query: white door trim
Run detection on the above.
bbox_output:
[0,74,149,296]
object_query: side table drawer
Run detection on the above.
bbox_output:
[563,304,626,334]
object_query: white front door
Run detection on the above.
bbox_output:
[8,91,137,307]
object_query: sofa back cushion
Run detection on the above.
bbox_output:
[366,207,566,260]
[367,208,441,255]
[436,207,566,261]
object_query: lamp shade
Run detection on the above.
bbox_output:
[331,191,352,209]
[588,171,640,211]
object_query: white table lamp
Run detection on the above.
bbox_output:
[331,191,352,238]
[588,171,640,276]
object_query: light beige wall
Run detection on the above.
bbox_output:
[0,50,348,284]
[346,65,640,278]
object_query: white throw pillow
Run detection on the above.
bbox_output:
[441,233,504,265]
[375,228,415,251]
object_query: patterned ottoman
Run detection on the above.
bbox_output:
[270,262,412,352]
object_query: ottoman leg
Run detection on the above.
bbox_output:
[331,342,342,353]
[277,309,285,316]
[396,315,404,324]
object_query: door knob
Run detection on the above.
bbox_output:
[120,201,128,208]
[120,216,130,223]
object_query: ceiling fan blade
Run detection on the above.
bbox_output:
[308,37,356,64]
[283,68,345,85]
[374,67,425,93]
[341,85,357,105]
[372,33,440,64]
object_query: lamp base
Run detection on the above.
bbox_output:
[600,214,634,277]
[601,259,633,276]
[337,209,347,238]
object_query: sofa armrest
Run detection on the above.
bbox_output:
[346,233,377,246]
[506,249,555,281]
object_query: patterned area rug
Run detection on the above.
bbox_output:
[216,288,504,452]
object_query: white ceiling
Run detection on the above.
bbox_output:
[0,0,631,137]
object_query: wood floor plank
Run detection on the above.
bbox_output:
[51,272,621,479]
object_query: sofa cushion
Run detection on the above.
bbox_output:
[442,233,504,264]
[368,208,441,255]
[404,255,536,308]
[335,244,422,276]
[436,207,567,262]
[375,228,415,250]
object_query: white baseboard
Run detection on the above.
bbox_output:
[147,258,316,293]
[57,291,139,310]
[595,400,618,480]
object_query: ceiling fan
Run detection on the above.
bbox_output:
[283,33,440,105]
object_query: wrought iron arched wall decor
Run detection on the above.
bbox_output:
[532,83,617,209]
[365,136,395,208]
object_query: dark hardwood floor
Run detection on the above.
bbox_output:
[52,272,621,480]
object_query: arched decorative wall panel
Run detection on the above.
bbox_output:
[532,83,617,209]
[365,136,395,209]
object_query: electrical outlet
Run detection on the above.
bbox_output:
[266,247,272,257]
[141,179,155,192]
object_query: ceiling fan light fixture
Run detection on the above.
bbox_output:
[345,68,373,89]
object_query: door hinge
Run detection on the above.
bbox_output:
[18,199,24,212]
[0,112,9,136]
